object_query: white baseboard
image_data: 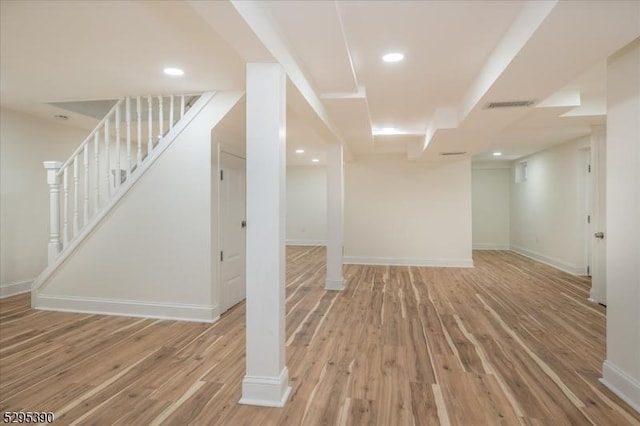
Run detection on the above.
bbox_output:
[0,279,33,299]
[509,245,586,276]
[33,293,219,323]
[286,239,326,246]
[325,277,345,291]
[239,367,292,407]
[473,243,510,250]
[344,256,473,268]
[601,360,640,413]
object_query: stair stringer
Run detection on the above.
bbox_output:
[33,90,245,322]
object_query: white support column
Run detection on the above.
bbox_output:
[326,143,345,291]
[240,63,291,408]
[44,161,63,265]
[601,39,640,413]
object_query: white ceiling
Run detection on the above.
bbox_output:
[1,1,639,166]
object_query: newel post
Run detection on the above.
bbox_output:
[44,161,63,265]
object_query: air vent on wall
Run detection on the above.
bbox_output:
[440,152,466,156]
[485,100,535,109]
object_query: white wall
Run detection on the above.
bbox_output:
[510,136,590,274]
[0,108,88,296]
[35,92,243,321]
[472,163,511,249]
[286,166,326,245]
[602,38,640,412]
[344,155,472,266]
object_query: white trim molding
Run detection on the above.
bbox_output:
[472,243,511,250]
[286,239,326,247]
[344,256,473,268]
[509,245,587,276]
[33,293,219,323]
[601,360,640,413]
[239,367,292,407]
[0,279,33,299]
[325,278,345,291]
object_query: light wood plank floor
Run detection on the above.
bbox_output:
[1,248,639,425]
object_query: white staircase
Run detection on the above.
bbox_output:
[32,90,245,322]
[42,93,202,268]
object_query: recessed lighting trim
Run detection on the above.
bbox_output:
[163,67,184,76]
[373,127,405,136]
[295,149,305,154]
[493,152,503,156]
[311,158,320,163]
[382,52,404,63]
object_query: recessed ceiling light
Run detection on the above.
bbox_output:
[382,52,404,63]
[295,149,305,154]
[493,152,503,156]
[163,67,184,76]
[373,127,405,136]
[311,158,320,163]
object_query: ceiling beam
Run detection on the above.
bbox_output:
[228,0,354,162]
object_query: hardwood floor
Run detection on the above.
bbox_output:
[1,248,639,425]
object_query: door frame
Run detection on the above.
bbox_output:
[214,143,246,314]
[577,147,591,276]
[589,126,606,305]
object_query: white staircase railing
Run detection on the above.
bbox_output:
[44,94,200,265]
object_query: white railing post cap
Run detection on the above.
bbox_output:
[43,161,63,170]
[43,161,63,184]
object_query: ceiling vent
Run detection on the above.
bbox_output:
[485,100,535,109]
[440,152,466,156]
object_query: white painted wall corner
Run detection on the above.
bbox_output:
[509,245,587,276]
[0,279,33,299]
[472,243,511,250]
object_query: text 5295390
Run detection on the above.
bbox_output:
[2,412,54,423]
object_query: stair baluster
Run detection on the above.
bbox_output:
[73,155,79,235]
[136,96,142,167]
[169,95,174,131]
[158,95,164,143]
[147,96,153,155]
[126,97,132,178]
[83,145,89,226]
[115,104,121,188]
[63,168,69,245]
[105,116,111,199]
[94,132,100,211]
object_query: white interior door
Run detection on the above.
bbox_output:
[220,151,246,312]
[590,127,606,305]
[583,149,592,276]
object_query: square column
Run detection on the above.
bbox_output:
[601,39,640,412]
[240,63,291,407]
[325,143,345,290]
